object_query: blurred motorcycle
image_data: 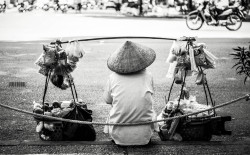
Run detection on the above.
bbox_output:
[0,1,7,13]
[56,4,68,13]
[18,2,34,13]
[82,2,88,10]
[121,1,153,16]
[82,1,95,10]
[42,2,68,13]
[121,1,139,16]
[0,4,6,13]
[186,1,247,31]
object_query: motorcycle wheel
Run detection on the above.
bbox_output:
[225,14,242,31]
[186,14,204,30]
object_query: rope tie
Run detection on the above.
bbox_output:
[0,94,249,126]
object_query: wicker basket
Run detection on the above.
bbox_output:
[177,117,213,141]
[159,111,215,141]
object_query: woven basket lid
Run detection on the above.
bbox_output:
[107,41,156,74]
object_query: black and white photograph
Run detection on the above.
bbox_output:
[0,0,250,154]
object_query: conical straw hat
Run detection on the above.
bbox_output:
[107,41,156,74]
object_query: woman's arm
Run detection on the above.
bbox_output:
[103,78,113,105]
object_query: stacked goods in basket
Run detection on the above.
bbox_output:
[33,100,76,140]
[157,90,214,141]
[33,100,96,141]
[157,95,214,125]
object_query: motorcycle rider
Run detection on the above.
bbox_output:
[76,0,82,13]
[17,0,25,12]
[54,0,61,11]
[3,1,6,10]
[209,0,240,24]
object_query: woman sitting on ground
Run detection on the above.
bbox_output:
[103,41,159,146]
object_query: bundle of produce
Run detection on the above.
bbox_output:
[33,100,76,119]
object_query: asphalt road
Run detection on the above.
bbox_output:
[0,9,250,41]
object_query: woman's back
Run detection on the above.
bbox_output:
[107,70,154,124]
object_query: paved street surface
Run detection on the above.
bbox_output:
[1,140,250,154]
[0,9,250,41]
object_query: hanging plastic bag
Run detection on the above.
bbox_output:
[35,45,63,76]
[166,61,177,79]
[58,50,67,66]
[166,41,178,63]
[65,41,74,56]
[42,45,58,67]
[174,68,185,84]
[176,54,191,70]
[35,52,45,67]
[189,47,199,73]
[74,41,85,58]
[166,50,177,63]
[50,64,69,90]
[170,40,188,56]
[166,41,189,79]
[65,41,85,58]
[203,48,217,69]
[38,66,50,76]
[195,72,205,85]
[193,43,217,69]
[64,41,84,73]
[194,48,207,67]
[66,55,78,73]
